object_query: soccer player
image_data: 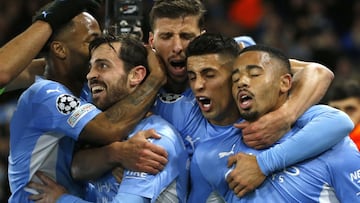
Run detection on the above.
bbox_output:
[149,0,335,152]
[326,79,360,150]
[28,34,189,203]
[193,43,359,202]
[8,1,167,202]
[153,33,353,201]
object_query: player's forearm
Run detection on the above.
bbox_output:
[0,21,51,88]
[71,144,117,181]
[5,58,46,92]
[104,70,163,137]
[256,106,353,175]
[286,60,334,123]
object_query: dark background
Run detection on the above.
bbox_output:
[0,0,359,201]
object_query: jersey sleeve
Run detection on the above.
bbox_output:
[32,82,101,140]
[257,105,354,175]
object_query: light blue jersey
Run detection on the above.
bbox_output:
[8,77,101,203]
[153,89,210,157]
[154,91,354,202]
[193,105,360,202]
[57,115,189,203]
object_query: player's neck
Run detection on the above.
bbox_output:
[163,81,188,94]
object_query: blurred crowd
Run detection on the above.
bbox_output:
[0,0,359,201]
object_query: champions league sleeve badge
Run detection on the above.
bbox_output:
[56,94,81,115]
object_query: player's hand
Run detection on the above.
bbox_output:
[234,108,291,149]
[114,129,168,174]
[146,46,167,86]
[27,171,67,203]
[33,0,102,31]
[226,153,266,197]
[112,166,124,183]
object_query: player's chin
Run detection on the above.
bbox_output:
[171,74,188,84]
[92,99,105,110]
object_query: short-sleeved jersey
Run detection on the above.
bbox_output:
[57,115,188,203]
[8,77,101,203]
[193,105,360,202]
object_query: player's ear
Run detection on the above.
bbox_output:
[51,41,66,59]
[280,73,292,93]
[148,32,155,49]
[129,65,146,86]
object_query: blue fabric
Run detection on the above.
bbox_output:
[8,77,101,203]
[58,115,188,203]
[194,105,360,202]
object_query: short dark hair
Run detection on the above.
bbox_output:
[89,34,149,77]
[240,44,291,74]
[149,0,206,31]
[324,79,360,103]
[186,33,241,59]
[41,21,75,56]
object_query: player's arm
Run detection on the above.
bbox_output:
[4,58,46,92]
[257,107,353,175]
[287,59,335,122]
[227,106,354,197]
[235,60,334,149]
[0,22,51,88]
[29,171,151,203]
[28,171,149,203]
[116,126,186,202]
[0,0,102,89]
[28,171,89,203]
[72,129,167,180]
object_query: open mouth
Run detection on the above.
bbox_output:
[238,93,253,110]
[240,94,252,103]
[170,60,186,68]
[91,85,105,96]
[197,96,211,111]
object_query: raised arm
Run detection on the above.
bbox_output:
[4,58,46,92]
[0,0,102,88]
[0,22,51,88]
[286,59,335,123]
[227,106,353,197]
[235,60,334,149]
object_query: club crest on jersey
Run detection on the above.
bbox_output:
[159,92,183,103]
[56,94,80,115]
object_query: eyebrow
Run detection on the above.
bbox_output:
[231,68,239,76]
[246,64,263,70]
[91,58,110,66]
[231,64,264,75]
[187,67,216,74]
